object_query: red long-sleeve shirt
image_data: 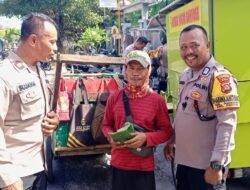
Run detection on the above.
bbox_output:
[102,89,173,171]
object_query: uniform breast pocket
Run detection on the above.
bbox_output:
[184,89,211,117]
[19,88,44,120]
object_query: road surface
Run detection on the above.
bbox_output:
[48,144,250,190]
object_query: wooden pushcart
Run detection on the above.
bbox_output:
[45,54,125,181]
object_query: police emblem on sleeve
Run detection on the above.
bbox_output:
[216,74,232,94]
[211,70,240,110]
[221,83,232,94]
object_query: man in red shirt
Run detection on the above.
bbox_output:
[102,50,173,190]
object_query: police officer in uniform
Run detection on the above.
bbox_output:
[0,13,59,190]
[164,25,240,190]
[123,36,149,57]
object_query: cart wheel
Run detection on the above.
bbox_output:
[45,136,54,182]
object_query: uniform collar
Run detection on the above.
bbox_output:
[199,56,217,76]
[8,51,38,73]
[187,56,217,80]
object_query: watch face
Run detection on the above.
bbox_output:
[211,161,223,170]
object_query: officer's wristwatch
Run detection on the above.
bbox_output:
[210,161,223,171]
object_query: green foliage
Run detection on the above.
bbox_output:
[0,0,105,51]
[103,14,117,28]
[0,28,20,48]
[128,10,141,26]
[149,0,167,17]
[0,30,5,38]
[63,0,103,37]
[75,26,109,52]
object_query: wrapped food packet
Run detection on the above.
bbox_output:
[110,122,135,144]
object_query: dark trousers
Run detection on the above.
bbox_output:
[176,165,228,190]
[111,167,156,190]
[21,171,47,190]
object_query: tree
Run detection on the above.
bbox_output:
[0,0,104,52]
[0,28,20,48]
[0,30,5,38]
[75,26,109,54]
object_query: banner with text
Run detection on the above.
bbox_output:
[168,0,201,33]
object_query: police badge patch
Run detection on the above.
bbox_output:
[211,71,240,110]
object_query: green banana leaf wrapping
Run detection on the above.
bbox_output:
[110,122,135,144]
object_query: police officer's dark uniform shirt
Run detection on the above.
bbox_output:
[174,56,240,169]
[0,51,51,188]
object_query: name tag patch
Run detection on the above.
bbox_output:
[18,82,36,92]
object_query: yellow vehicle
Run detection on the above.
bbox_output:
[165,0,250,178]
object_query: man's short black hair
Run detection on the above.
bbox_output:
[136,36,148,44]
[20,13,57,41]
[180,24,208,40]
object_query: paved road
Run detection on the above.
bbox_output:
[48,144,175,190]
[47,144,249,190]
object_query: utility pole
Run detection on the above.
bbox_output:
[117,0,121,54]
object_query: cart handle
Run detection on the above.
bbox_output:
[50,53,125,111]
